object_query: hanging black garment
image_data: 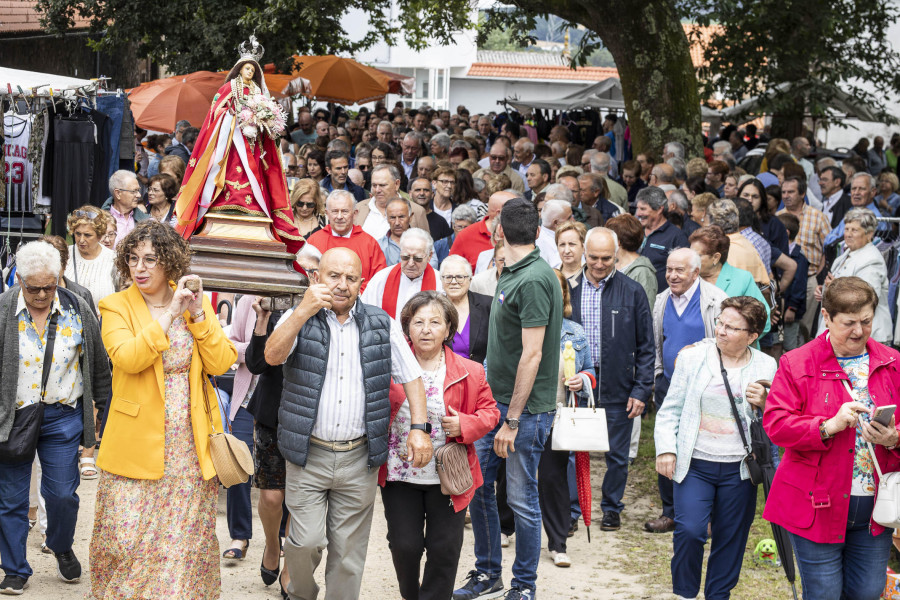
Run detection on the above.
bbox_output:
[51,116,96,236]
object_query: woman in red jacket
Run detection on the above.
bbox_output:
[764,276,900,600]
[378,291,500,600]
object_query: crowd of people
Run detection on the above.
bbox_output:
[2,100,900,600]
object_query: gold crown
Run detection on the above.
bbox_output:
[238,35,264,63]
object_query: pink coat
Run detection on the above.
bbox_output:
[763,333,900,542]
[378,348,500,512]
[227,295,257,421]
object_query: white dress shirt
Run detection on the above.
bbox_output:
[670,277,700,316]
[535,226,562,268]
[360,265,444,320]
[277,304,422,441]
[474,248,494,275]
[361,198,390,240]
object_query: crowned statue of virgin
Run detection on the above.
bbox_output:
[173,36,304,254]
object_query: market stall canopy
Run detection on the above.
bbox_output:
[506,77,721,120]
[721,81,885,123]
[0,66,97,96]
[290,55,397,105]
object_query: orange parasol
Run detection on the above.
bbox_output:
[290,55,392,105]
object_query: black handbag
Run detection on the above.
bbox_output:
[718,348,765,486]
[0,313,58,463]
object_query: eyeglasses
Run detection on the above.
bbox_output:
[441,274,470,283]
[489,156,506,162]
[400,254,426,263]
[126,254,159,269]
[294,201,317,209]
[117,188,142,196]
[74,209,100,220]
[715,318,750,335]
[22,281,58,295]
[437,179,455,185]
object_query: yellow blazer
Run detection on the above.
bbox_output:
[97,284,237,480]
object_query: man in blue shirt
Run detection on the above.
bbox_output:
[636,187,688,292]
[824,172,888,245]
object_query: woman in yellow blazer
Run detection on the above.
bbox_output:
[89,221,237,600]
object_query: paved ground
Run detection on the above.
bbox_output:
[20,462,656,599]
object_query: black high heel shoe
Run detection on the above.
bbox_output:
[280,575,289,600]
[260,557,279,587]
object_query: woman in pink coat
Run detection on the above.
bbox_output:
[764,276,900,600]
[378,291,500,600]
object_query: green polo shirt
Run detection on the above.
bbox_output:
[486,248,563,414]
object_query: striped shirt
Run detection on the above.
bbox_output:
[740,227,773,277]
[277,303,422,441]
[778,205,831,275]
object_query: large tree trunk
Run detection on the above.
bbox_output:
[522,0,702,158]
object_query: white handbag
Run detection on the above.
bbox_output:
[843,380,900,528]
[551,391,609,452]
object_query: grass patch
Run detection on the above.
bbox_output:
[603,412,800,599]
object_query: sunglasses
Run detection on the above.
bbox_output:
[294,201,317,209]
[399,254,426,263]
[74,209,101,220]
[22,282,58,295]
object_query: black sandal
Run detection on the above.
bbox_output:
[280,575,289,600]
[222,540,249,561]
[260,557,279,586]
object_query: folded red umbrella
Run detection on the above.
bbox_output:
[575,451,592,542]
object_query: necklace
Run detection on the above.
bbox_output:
[420,349,444,388]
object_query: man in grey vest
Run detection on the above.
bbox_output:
[265,247,432,600]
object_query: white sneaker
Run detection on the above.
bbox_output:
[550,550,571,567]
[500,533,509,548]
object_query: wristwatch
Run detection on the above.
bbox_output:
[410,423,432,434]
[819,421,832,441]
[505,418,520,430]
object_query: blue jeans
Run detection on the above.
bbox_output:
[226,407,255,541]
[672,459,756,600]
[790,495,893,600]
[94,95,126,182]
[0,403,82,579]
[600,403,632,514]
[469,403,554,592]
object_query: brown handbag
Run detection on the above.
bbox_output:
[434,441,473,496]
[201,374,253,488]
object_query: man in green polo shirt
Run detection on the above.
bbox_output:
[453,197,561,600]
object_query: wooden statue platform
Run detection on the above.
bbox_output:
[188,212,307,309]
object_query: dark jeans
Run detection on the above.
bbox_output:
[469,403,554,592]
[672,459,756,600]
[655,373,674,518]
[381,481,467,600]
[600,403,632,514]
[538,428,569,552]
[0,403,82,579]
[226,407,255,541]
[790,495,893,600]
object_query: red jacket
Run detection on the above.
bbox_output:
[306,225,386,292]
[763,333,900,542]
[378,348,500,512]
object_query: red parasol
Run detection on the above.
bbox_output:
[575,451,592,542]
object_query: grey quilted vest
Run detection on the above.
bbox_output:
[278,302,392,468]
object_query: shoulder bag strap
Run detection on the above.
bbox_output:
[717,348,753,455]
[840,378,885,480]
[199,371,230,435]
[71,247,78,285]
[40,312,59,401]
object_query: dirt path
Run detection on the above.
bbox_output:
[21,460,658,600]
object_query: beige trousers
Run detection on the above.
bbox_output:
[283,443,378,600]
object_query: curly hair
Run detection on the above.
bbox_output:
[66,205,109,237]
[115,220,192,283]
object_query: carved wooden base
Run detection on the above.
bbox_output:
[189,212,307,303]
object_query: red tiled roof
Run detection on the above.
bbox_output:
[683,23,721,69]
[0,0,90,34]
[466,63,619,82]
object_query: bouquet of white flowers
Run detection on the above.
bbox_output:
[237,93,286,142]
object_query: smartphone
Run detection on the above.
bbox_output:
[872,404,896,427]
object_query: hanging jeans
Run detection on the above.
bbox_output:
[95,96,125,182]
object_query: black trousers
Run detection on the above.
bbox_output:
[381,481,467,600]
[538,428,570,552]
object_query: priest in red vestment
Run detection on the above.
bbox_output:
[173,36,303,255]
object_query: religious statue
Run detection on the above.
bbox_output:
[173,36,304,254]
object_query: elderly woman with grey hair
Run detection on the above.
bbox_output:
[706,199,771,287]
[440,255,492,364]
[434,204,479,266]
[430,132,451,160]
[0,241,110,594]
[811,208,893,344]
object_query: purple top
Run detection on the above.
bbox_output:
[452,315,471,358]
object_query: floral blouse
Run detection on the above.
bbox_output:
[16,292,84,409]
[838,354,876,496]
[386,364,448,485]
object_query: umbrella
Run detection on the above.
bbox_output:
[575,447,592,542]
[128,71,223,132]
[754,381,800,600]
[290,55,391,105]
